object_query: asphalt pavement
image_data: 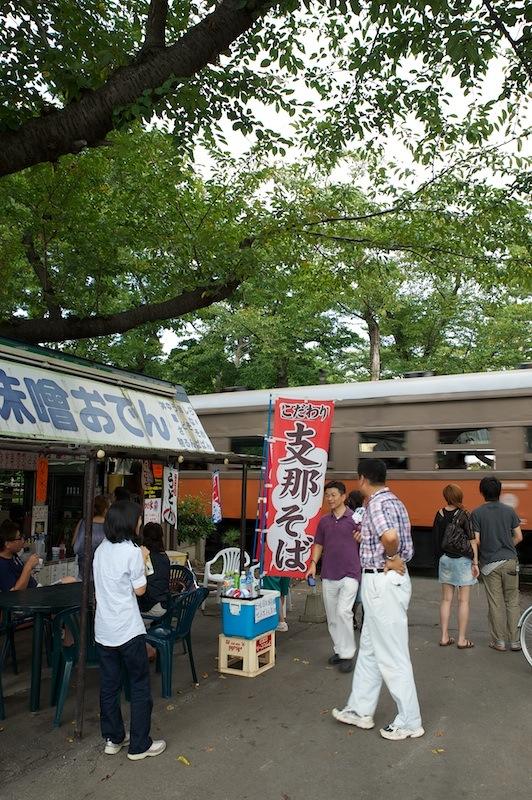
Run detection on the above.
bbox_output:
[1,576,531,800]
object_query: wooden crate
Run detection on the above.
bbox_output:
[218,632,276,678]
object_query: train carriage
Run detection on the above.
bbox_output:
[182,370,532,568]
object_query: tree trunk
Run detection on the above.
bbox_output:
[0,1,273,176]
[365,313,381,381]
[275,359,289,388]
[233,337,246,369]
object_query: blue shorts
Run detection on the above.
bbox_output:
[438,554,477,587]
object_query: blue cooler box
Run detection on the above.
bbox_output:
[221,589,280,639]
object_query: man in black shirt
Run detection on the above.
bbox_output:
[0,520,39,592]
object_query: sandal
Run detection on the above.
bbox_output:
[489,642,507,652]
[457,640,474,649]
[439,637,455,646]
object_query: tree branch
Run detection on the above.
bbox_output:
[0,0,274,176]
[0,278,241,344]
[21,231,63,320]
[139,0,168,57]
[301,230,490,263]
[482,0,532,81]
[20,1,52,50]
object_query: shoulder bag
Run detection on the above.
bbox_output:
[441,509,473,559]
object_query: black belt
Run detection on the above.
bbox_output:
[362,567,385,573]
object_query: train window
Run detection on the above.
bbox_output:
[230,436,264,457]
[358,431,406,452]
[438,428,490,445]
[436,451,495,470]
[360,456,408,470]
[526,428,532,468]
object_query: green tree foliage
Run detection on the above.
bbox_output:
[164,160,532,390]
[0,128,529,376]
[0,129,266,342]
[0,1,529,175]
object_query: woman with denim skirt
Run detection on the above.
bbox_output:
[433,484,479,649]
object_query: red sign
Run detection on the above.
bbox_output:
[35,456,49,503]
[263,398,334,579]
[256,634,272,654]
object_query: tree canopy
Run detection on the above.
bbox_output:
[1,126,528,351]
[0,129,260,342]
[0,1,530,176]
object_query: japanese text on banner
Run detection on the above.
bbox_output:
[264,398,334,579]
[0,358,214,453]
[162,467,179,526]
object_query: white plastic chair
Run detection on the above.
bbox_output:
[202,547,251,610]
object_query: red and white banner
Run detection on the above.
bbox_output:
[264,397,334,578]
[212,470,222,524]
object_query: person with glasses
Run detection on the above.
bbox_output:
[0,520,39,592]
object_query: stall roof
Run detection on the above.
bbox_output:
[0,339,261,466]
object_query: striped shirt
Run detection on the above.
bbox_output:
[359,487,413,569]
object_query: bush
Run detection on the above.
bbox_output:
[222,528,241,547]
[176,495,216,545]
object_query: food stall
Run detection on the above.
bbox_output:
[0,338,260,734]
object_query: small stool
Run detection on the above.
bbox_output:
[218,632,276,678]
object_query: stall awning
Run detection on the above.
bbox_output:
[0,338,213,455]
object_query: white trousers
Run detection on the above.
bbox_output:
[346,571,422,730]
[322,577,359,659]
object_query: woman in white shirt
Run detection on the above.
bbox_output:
[92,501,166,761]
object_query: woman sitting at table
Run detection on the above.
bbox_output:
[137,523,170,620]
[0,520,39,592]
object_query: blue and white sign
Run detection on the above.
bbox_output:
[0,358,214,453]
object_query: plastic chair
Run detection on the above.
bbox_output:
[50,606,98,727]
[141,566,196,636]
[146,587,209,698]
[169,565,196,595]
[0,621,6,720]
[202,547,251,609]
[0,610,52,675]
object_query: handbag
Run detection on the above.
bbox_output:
[441,509,473,558]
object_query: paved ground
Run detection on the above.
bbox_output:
[1,577,531,800]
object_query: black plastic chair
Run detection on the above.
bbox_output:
[146,587,209,698]
[169,565,196,595]
[0,610,52,675]
[141,566,196,653]
[49,606,99,727]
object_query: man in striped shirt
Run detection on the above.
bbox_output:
[332,458,424,741]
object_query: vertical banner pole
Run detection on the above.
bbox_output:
[259,396,274,580]
[239,463,248,574]
[74,454,97,740]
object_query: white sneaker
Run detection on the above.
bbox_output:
[104,735,130,755]
[332,707,375,729]
[127,740,167,761]
[379,724,425,741]
[276,621,289,632]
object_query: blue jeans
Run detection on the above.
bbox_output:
[97,634,153,755]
